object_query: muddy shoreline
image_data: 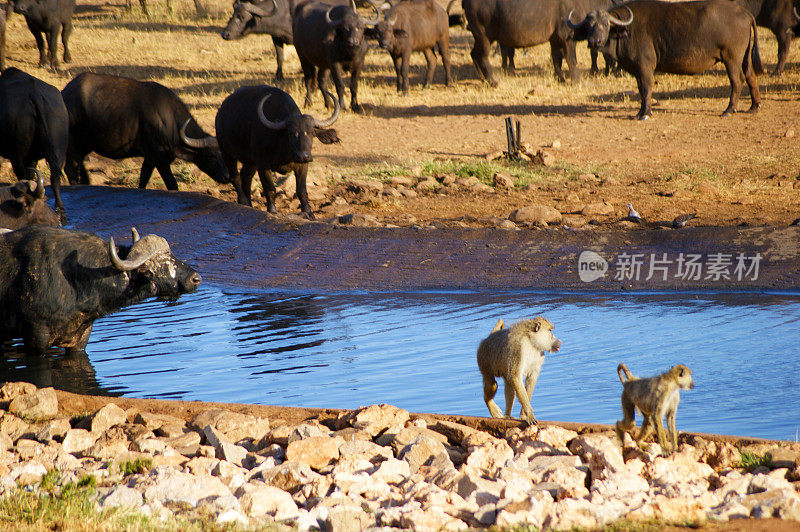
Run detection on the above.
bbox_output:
[61,186,800,292]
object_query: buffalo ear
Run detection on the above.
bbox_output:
[393,28,408,38]
[9,183,35,213]
[364,26,381,40]
[314,127,340,144]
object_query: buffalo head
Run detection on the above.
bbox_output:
[374,12,406,51]
[109,227,201,300]
[325,0,381,50]
[221,0,278,40]
[179,119,230,185]
[567,5,633,48]
[12,0,37,16]
[1,171,60,228]
[257,89,341,163]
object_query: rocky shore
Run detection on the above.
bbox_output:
[1,382,799,530]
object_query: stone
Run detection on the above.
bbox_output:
[339,439,393,463]
[90,403,127,434]
[0,382,37,403]
[9,387,58,421]
[220,441,248,466]
[134,412,185,432]
[399,506,467,530]
[239,485,299,521]
[767,447,799,469]
[465,438,514,474]
[143,467,232,507]
[581,201,615,217]
[164,431,201,450]
[286,422,331,444]
[383,425,448,453]
[336,213,381,227]
[398,435,453,473]
[370,458,410,484]
[155,422,187,439]
[101,485,144,509]
[9,461,48,485]
[286,436,342,471]
[326,503,371,532]
[509,205,562,225]
[568,434,624,478]
[347,404,410,437]
[33,418,71,443]
[493,172,515,189]
[260,461,321,493]
[496,490,554,528]
[0,413,31,441]
[428,420,493,448]
[61,429,98,455]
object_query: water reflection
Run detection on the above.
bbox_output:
[0,287,798,440]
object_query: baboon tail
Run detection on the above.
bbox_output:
[617,363,634,384]
[491,319,504,333]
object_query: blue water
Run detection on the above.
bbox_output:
[1,287,798,441]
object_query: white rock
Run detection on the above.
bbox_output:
[90,403,127,433]
[143,468,232,507]
[370,457,410,484]
[61,429,98,455]
[536,426,579,449]
[239,484,299,521]
[101,486,144,509]
[216,509,249,526]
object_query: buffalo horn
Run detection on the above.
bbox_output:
[324,4,337,24]
[387,12,397,25]
[311,89,341,128]
[609,4,633,25]
[109,234,171,272]
[131,227,140,243]
[446,0,458,13]
[366,0,390,11]
[180,119,219,149]
[33,169,45,199]
[257,95,288,130]
[794,6,800,23]
[241,0,277,18]
[565,10,586,30]
[362,0,381,25]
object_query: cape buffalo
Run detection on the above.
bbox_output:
[0,67,68,221]
[738,0,800,75]
[0,172,60,229]
[215,85,340,218]
[569,0,762,119]
[61,72,229,192]
[13,0,74,71]
[221,0,292,81]
[0,226,201,356]
[293,0,380,112]
[372,0,451,93]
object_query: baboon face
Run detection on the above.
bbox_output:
[672,364,694,390]
[530,317,561,353]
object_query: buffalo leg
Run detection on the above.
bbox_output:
[565,41,579,82]
[635,70,655,120]
[299,57,316,107]
[329,63,347,111]
[43,156,65,222]
[422,48,436,88]
[400,50,411,93]
[590,46,599,76]
[222,153,249,206]
[470,31,497,86]
[46,27,59,71]
[61,20,72,63]
[155,162,179,190]
[773,27,790,76]
[501,47,515,74]
[721,53,743,116]
[23,324,51,356]
[317,69,333,109]
[272,37,284,81]
[392,53,403,92]
[438,37,451,86]
[239,164,256,206]
[258,168,277,214]
[294,164,314,219]
[549,37,566,83]
[349,60,364,113]
[31,29,47,66]
[138,160,156,189]
[744,55,761,112]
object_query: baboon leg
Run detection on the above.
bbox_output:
[511,376,536,423]
[666,406,679,452]
[482,375,503,418]
[503,378,515,417]
[615,393,637,443]
[653,414,670,452]
[634,415,653,446]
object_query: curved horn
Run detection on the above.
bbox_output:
[365,0,388,11]
[794,6,800,23]
[109,234,170,272]
[324,4,336,23]
[180,119,219,150]
[257,94,288,130]
[131,227,140,243]
[363,0,381,24]
[33,169,45,199]
[608,4,633,26]
[446,0,458,14]
[241,0,277,17]
[387,12,397,25]
[565,9,586,30]
[311,89,340,128]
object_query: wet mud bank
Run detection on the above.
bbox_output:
[61,187,800,292]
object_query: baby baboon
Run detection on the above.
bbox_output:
[615,363,695,454]
[476,316,562,424]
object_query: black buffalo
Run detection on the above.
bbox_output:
[293,0,380,112]
[215,85,340,218]
[0,173,60,230]
[61,72,229,191]
[569,0,762,119]
[0,67,68,220]
[13,0,74,71]
[221,0,293,81]
[0,226,201,355]
[738,0,800,75]
[372,0,451,93]
[462,0,613,85]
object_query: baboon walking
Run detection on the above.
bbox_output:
[615,363,695,454]
[477,316,562,424]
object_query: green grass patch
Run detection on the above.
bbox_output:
[119,458,153,477]
[739,450,773,472]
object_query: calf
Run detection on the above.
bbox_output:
[0,173,60,229]
[372,0,451,93]
[13,0,74,71]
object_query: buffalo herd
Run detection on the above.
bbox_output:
[0,0,797,354]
